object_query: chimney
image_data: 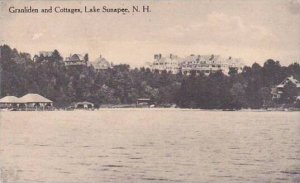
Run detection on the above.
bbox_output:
[154,54,162,60]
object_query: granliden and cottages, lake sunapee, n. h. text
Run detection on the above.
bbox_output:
[8,5,151,14]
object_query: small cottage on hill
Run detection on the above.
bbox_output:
[65,54,87,66]
[92,55,112,71]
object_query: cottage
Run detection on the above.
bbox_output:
[92,55,111,71]
[271,76,300,102]
[65,54,87,66]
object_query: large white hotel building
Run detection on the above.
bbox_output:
[149,53,244,75]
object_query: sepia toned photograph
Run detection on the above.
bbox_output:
[0,0,300,182]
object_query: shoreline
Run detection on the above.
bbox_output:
[1,108,299,112]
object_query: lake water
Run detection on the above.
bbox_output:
[0,109,299,183]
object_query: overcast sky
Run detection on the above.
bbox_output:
[0,0,300,67]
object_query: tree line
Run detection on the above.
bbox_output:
[1,44,300,109]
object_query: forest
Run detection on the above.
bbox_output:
[1,44,300,109]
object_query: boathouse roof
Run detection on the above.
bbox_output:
[0,96,20,103]
[75,101,94,105]
[20,93,52,103]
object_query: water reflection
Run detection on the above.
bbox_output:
[0,110,299,183]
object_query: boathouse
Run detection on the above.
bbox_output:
[20,93,53,110]
[0,96,21,109]
[136,98,151,107]
[0,93,53,110]
[74,101,94,109]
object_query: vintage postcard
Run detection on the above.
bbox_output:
[0,0,299,182]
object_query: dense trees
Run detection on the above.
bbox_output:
[1,44,299,108]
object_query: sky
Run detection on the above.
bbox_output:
[0,0,300,67]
